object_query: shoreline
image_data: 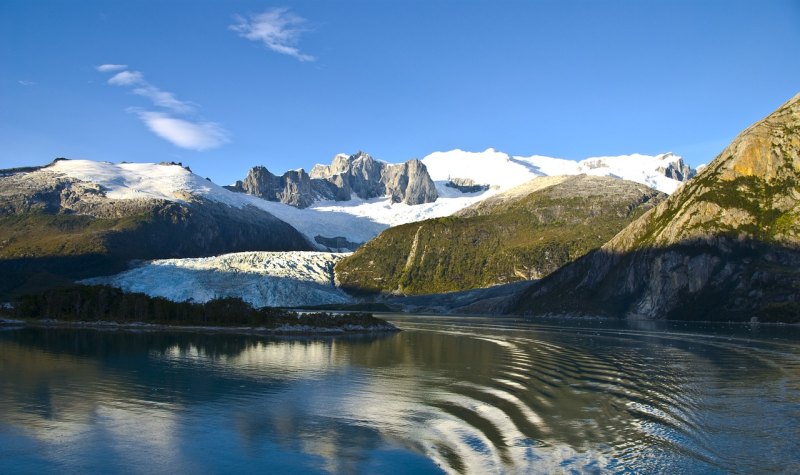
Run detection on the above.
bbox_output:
[0,317,400,336]
[357,309,800,327]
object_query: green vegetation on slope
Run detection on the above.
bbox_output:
[0,212,159,297]
[336,176,665,295]
[507,92,800,322]
[630,165,800,248]
[0,212,149,258]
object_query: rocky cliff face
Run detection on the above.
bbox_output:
[335,175,665,296]
[657,155,695,182]
[381,159,439,205]
[445,178,490,193]
[233,151,439,207]
[0,160,312,297]
[507,92,800,322]
[227,166,315,208]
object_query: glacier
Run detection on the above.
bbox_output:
[82,251,354,308]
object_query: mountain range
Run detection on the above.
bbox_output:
[225,151,439,208]
[0,159,312,296]
[335,175,665,295]
[5,92,796,324]
[0,146,692,303]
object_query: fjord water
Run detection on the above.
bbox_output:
[1,316,798,474]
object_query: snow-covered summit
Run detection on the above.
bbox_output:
[37,150,695,251]
[39,158,481,248]
[421,148,694,194]
[48,159,248,207]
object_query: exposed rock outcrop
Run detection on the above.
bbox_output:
[314,235,364,252]
[657,155,695,182]
[227,166,315,208]
[233,151,439,207]
[505,92,800,322]
[445,178,490,193]
[381,159,439,204]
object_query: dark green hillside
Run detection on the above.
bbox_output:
[336,175,665,295]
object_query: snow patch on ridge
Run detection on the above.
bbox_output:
[82,251,353,308]
[421,148,688,194]
[49,159,242,204]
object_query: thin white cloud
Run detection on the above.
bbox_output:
[18,80,35,86]
[98,65,229,151]
[136,111,229,151]
[96,64,128,72]
[230,8,315,62]
[108,70,144,86]
[106,70,193,113]
[132,85,196,114]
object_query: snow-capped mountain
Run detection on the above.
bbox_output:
[223,148,694,248]
[421,149,694,194]
[22,149,695,253]
[13,158,479,250]
[45,159,269,208]
[83,251,353,308]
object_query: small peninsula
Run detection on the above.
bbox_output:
[0,285,399,334]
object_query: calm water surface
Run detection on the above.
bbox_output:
[1,315,799,474]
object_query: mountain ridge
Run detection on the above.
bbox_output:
[0,159,312,297]
[335,175,666,296]
[504,92,800,322]
[227,151,439,208]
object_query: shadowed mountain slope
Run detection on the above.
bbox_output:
[506,92,800,322]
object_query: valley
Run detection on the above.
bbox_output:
[2,94,799,324]
[3,3,799,474]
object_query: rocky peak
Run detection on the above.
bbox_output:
[717,95,800,183]
[445,177,490,193]
[346,152,385,199]
[607,92,800,251]
[246,151,439,207]
[656,154,695,182]
[381,159,439,205]
[331,153,356,175]
[226,166,315,208]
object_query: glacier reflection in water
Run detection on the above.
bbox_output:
[1,316,799,474]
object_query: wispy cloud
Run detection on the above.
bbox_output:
[98,66,229,151]
[106,70,194,113]
[230,8,315,62]
[18,80,35,86]
[96,63,128,72]
[132,84,196,114]
[135,111,229,151]
[108,70,144,86]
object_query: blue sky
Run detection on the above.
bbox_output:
[1,0,798,185]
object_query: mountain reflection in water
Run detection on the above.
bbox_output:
[1,316,799,474]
